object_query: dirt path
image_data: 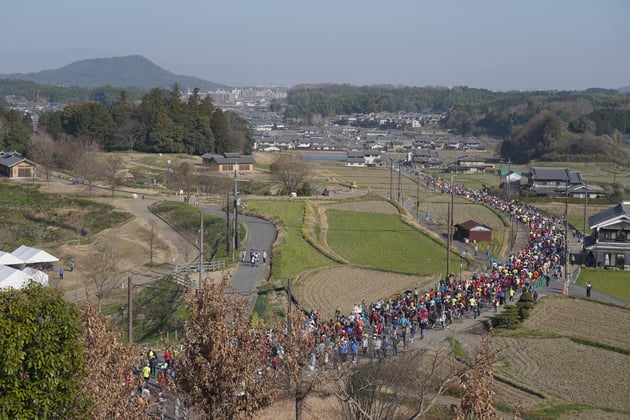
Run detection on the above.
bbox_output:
[39,179,200,302]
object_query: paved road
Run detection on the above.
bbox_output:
[202,206,276,295]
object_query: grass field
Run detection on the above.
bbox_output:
[326,209,460,276]
[245,199,336,281]
[577,269,630,302]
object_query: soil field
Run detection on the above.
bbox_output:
[494,336,629,412]
[482,296,630,415]
[525,296,630,349]
[294,266,434,320]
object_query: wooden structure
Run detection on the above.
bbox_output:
[0,151,37,178]
[200,152,255,172]
[454,220,492,242]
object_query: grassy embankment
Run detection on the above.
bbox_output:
[576,268,630,302]
[0,182,131,251]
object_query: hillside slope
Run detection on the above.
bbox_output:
[0,55,228,91]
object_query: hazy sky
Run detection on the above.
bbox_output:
[1,0,628,90]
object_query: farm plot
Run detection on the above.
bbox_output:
[326,210,453,275]
[246,199,335,280]
[524,297,630,350]
[494,336,630,412]
[294,266,433,319]
[323,199,399,215]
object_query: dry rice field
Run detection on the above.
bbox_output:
[294,266,434,320]
[490,296,630,414]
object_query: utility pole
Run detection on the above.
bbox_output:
[397,161,402,204]
[583,181,588,265]
[446,176,455,279]
[233,170,239,261]
[389,160,393,200]
[416,170,420,222]
[199,208,204,290]
[226,192,231,255]
[127,276,133,344]
[564,170,570,294]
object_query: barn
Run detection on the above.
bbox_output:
[454,220,492,242]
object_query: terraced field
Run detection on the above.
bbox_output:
[484,296,630,416]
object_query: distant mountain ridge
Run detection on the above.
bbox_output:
[0,55,229,91]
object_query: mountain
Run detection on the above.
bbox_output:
[0,55,229,91]
[618,85,630,93]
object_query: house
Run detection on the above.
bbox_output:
[567,183,608,199]
[501,171,522,197]
[585,201,630,269]
[525,167,584,197]
[454,220,492,242]
[411,149,441,167]
[447,155,494,174]
[345,150,382,167]
[201,153,255,172]
[0,151,37,178]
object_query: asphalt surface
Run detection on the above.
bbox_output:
[201,206,276,295]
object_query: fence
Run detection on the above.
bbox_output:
[170,259,226,288]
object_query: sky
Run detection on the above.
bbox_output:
[1,0,628,91]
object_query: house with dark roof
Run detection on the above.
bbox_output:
[447,155,494,174]
[585,201,630,269]
[411,149,441,167]
[525,167,584,197]
[200,152,255,172]
[0,151,37,178]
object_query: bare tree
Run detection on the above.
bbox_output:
[271,307,323,420]
[84,240,121,312]
[29,132,58,182]
[175,273,277,419]
[102,154,124,197]
[172,161,197,199]
[73,137,103,195]
[181,238,194,263]
[327,329,499,420]
[115,118,144,151]
[68,212,86,245]
[454,328,498,420]
[270,152,311,194]
[78,302,149,417]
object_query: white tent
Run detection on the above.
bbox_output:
[22,267,49,287]
[11,245,59,264]
[0,250,23,266]
[0,265,33,290]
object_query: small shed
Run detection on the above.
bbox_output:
[454,220,492,242]
[0,151,37,178]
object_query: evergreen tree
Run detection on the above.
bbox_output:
[0,285,87,418]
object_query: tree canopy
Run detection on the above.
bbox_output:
[37,87,253,156]
[0,284,86,418]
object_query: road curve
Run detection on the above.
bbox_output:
[201,206,276,295]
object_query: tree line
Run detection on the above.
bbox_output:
[37,85,253,156]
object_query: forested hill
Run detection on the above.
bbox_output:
[0,55,229,91]
[278,84,630,164]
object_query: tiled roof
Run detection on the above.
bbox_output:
[0,151,27,168]
[590,201,630,229]
[201,153,255,165]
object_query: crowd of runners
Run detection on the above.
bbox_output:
[262,173,571,370]
[135,172,573,403]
